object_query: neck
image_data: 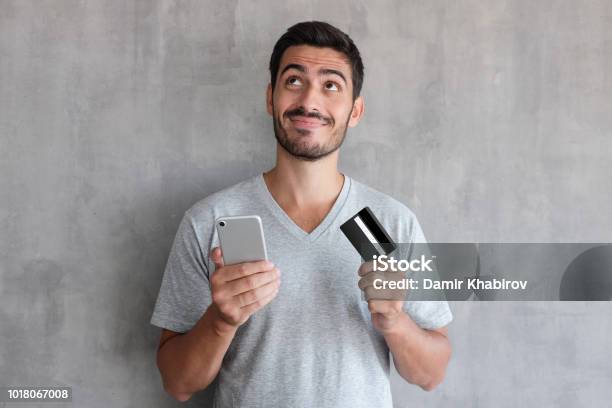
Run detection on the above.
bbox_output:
[263,143,344,208]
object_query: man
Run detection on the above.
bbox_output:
[150,21,452,407]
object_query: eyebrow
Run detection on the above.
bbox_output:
[280,63,347,85]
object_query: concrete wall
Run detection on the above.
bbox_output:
[1,1,611,407]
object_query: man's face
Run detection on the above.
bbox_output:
[267,45,364,161]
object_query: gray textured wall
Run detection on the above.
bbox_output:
[1,1,611,407]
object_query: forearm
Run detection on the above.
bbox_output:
[383,312,451,390]
[157,304,237,399]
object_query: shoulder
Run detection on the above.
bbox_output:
[186,175,261,220]
[175,174,262,249]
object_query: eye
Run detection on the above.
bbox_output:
[286,76,302,87]
[325,81,339,92]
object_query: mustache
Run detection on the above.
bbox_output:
[285,107,332,125]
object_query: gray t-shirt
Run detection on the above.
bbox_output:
[150,173,453,407]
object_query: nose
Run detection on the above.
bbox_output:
[297,82,323,114]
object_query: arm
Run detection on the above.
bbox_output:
[156,305,237,401]
[358,263,451,391]
[374,303,451,390]
[156,247,281,401]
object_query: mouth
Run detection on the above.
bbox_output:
[289,116,327,129]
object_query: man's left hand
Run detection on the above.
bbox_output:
[357,261,407,334]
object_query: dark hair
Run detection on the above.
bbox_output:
[269,21,364,101]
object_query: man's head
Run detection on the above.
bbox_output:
[267,21,365,162]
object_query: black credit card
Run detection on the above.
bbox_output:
[340,207,397,260]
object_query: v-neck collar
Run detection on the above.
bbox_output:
[256,172,351,242]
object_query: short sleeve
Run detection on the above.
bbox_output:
[402,215,454,330]
[150,210,213,333]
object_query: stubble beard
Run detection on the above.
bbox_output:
[272,105,351,162]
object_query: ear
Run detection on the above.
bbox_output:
[348,96,365,128]
[266,83,273,116]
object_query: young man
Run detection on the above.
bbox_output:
[150,21,452,407]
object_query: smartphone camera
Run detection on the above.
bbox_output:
[219,221,226,227]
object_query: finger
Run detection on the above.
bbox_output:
[358,260,375,277]
[239,285,279,315]
[225,268,280,296]
[236,278,280,308]
[222,259,276,282]
[368,299,397,313]
[358,271,383,290]
[368,299,396,314]
[367,300,381,313]
[368,299,404,314]
[368,300,391,313]
[362,279,408,302]
[211,247,224,270]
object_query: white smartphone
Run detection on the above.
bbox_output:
[215,215,268,265]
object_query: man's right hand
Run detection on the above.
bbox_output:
[209,247,281,332]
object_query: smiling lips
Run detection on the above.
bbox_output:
[289,116,327,129]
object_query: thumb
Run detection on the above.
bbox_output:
[210,247,225,269]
